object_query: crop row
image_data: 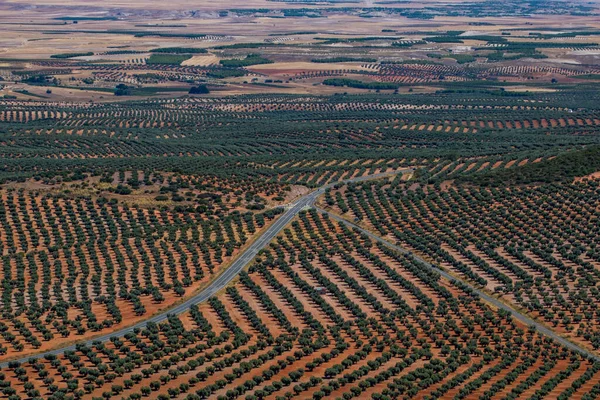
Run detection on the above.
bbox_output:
[324,174,600,351]
[0,209,597,399]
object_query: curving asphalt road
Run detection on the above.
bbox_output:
[0,169,411,367]
[317,207,600,362]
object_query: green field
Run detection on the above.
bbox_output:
[146,53,192,65]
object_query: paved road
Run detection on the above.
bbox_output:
[318,208,600,362]
[0,169,410,367]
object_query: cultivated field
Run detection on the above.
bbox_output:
[0,0,600,399]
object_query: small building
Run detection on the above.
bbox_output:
[315,287,327,295]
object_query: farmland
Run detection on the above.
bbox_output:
[0,0,600,399]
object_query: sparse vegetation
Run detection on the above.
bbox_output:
[219,54,273,67]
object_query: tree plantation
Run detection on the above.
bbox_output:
[1,0,600,398]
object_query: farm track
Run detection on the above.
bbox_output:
[317,207,600,362]
[0,169,412,367]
